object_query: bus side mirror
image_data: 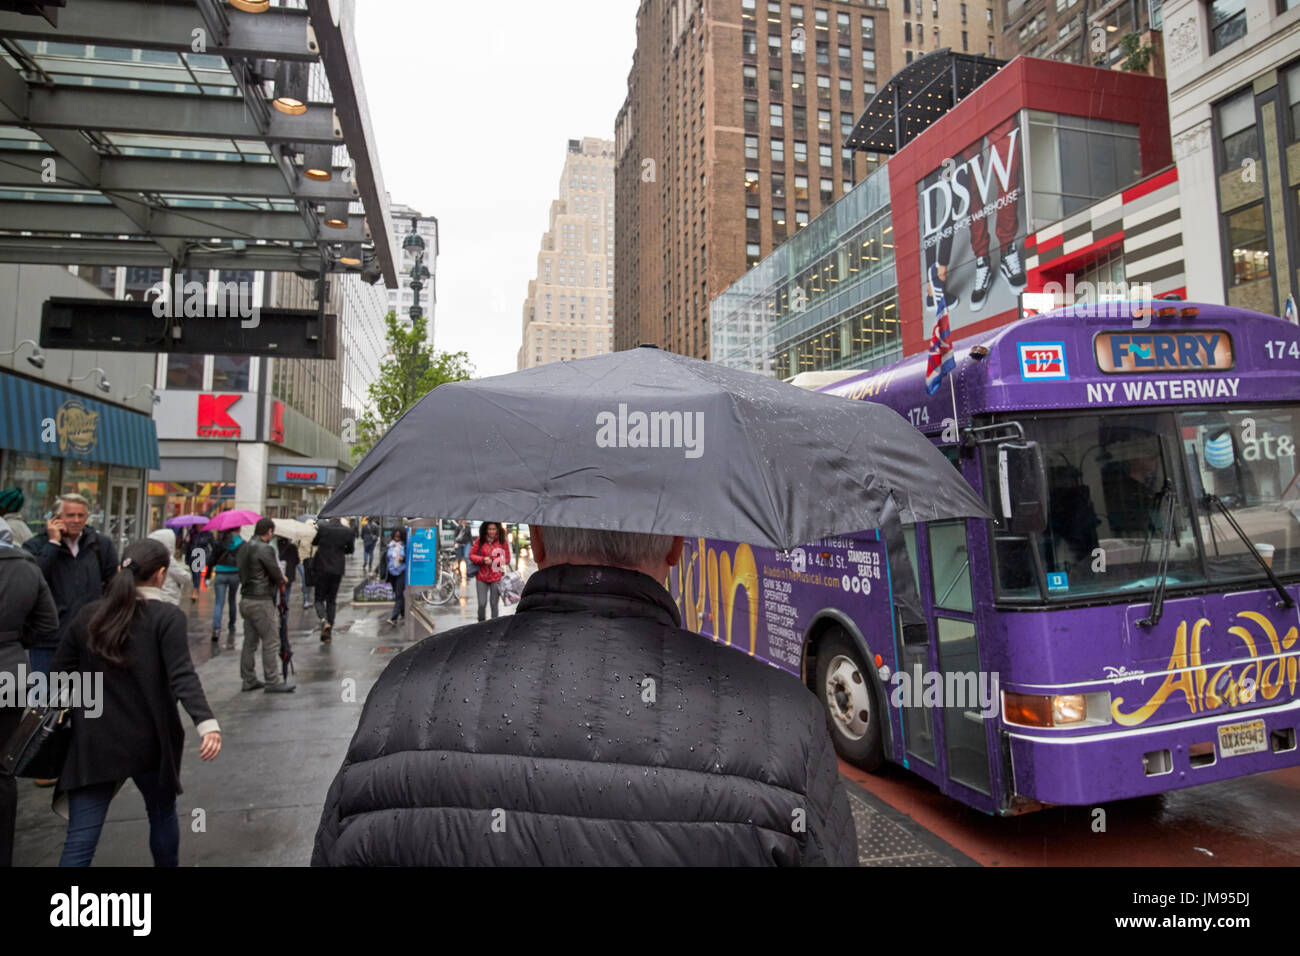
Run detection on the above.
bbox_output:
[997,440,1048,535]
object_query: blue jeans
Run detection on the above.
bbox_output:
[211,571,239,632]
[60,770,179,867]
[363,542,375,570]
[298,564,313,607]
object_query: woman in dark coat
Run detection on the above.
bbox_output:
[51,537,222,867]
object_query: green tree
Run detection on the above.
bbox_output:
[1119,33,1154,73]
[351,311,473,459]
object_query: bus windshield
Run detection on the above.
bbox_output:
[989,405,1300,602]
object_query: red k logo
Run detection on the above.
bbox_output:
[197,394,241,438]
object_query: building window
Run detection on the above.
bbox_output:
[770,67,784,92]
[819,143,833,166]
[1216,88,1258,169]
[820,177,834,200]
[744,99,758,128]
[770,103,784,127]
[745,169,760,194]
[1209,0,1247,53]
[212,355,250,392]
[905,21,912,41]
[864,81,877,96]
[904,0,911,12]
[771,138,785,161]
[744,65,757,90]
[817,108,832,132]
[932,0,939,14]
[793,104,807,131]
[838,44,852,67]
[962,29,968,50]
[769,33,784,57]
[744,31,757,54]
[772,206,787,226]
[771,172,786,199]
[1285,61,1300,144]
[796,210,810,227]
[794,139,808,162]
[792,70,805,92]
[841,111,853,135]
[817,74,831,99]
[815,8,829,25]
[1027,111,1143,221]
[794,174,810,199]
[837,11,851,33]
[862,15,875,39]
[816,41,829,64]
[906,49,914,63]
[792,4,804,22]
[862,48,875,70]
[745,134,759,159]
[1225,203,1270,285]
[747,243,762,267]
[166,354,204,389]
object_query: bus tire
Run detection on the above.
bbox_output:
[816,628,884,771]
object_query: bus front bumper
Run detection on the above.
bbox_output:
[1004,699,1300,805]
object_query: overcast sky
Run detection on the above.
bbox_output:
[354,1,640,378]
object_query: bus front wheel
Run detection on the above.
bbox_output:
[816,629,884,771]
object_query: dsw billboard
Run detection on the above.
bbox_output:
[918,116,1027,332]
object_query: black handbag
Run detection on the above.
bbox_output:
[302,555,316,587]
[1,704,72,779]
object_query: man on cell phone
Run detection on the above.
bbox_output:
[22,493,117,681]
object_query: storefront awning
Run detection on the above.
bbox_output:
[0,368,159,469]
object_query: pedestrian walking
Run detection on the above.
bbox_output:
[182,527,213,603]
[313,526,855,865]
[453,519,473,577]
[0,525,58,866]
[1,487,34,546]
[51,538,221,867]
[297,536,314,610]
[468,521,510,622]
[146,528,192,606]
[207,529,243,647]
[385,528,406,627]
[310,518,353,643]
[276,534,300,608]
[21,493,117,681]
[361,518,380,574]
[236,518,293,693]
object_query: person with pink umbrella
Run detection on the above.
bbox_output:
[203,510,261,648]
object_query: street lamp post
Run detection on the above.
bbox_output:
[401,220,429,323]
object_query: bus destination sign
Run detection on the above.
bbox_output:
[1094,330,1234,374]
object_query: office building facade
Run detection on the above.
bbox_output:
[1164,0,1300,315]
[999,0,1165,72]
[518,138,616,369]
[615,0,890,359]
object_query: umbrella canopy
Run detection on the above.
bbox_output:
[271,518,317,545]
[164,514,210,529]
[205,509,262,532]
[321,348,987,550]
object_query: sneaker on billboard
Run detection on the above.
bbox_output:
[969,257,993,312]
[927,263,960,313]
[1000,249,1027,291]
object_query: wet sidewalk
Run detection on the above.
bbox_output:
[13,552,511,866]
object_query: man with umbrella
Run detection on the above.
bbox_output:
[312,348,985,866]
[236,517,294,693]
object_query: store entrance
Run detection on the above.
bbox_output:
[106,481,141,555]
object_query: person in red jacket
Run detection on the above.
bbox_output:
[468,521,510,621]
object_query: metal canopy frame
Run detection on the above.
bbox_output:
[0,0,396,283]
[845,48,1004,155]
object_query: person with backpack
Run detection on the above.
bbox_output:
[310,519,354,643]
[51,537,221,867]
[361,518,380,575]
[385,528,407,628]
[208,529,243,647]
[182,528,213,603]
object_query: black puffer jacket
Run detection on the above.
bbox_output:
[312,564,856,866]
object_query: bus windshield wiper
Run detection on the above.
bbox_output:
[1138,481,1177,628]
[1203,493,1296,610]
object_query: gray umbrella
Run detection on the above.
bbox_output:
[320,348,987,549]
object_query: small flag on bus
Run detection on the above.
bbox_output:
[925,294,956,395]
[1285,294,1298,326]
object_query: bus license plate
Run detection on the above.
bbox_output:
[1217,720,1267,758]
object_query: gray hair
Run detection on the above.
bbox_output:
[537,526,675,568]
[54,493,90,515]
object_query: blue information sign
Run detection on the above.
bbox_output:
[406,527,438,586]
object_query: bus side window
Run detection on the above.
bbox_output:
[902,525,921,596]
[928,521,973,613]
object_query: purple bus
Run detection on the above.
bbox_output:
[671,302,1300,814]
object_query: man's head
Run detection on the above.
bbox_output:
[255,517,275,540]
[529,526,684,582]
[53,493,90,539]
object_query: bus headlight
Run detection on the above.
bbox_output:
[1002,691,1112,728]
